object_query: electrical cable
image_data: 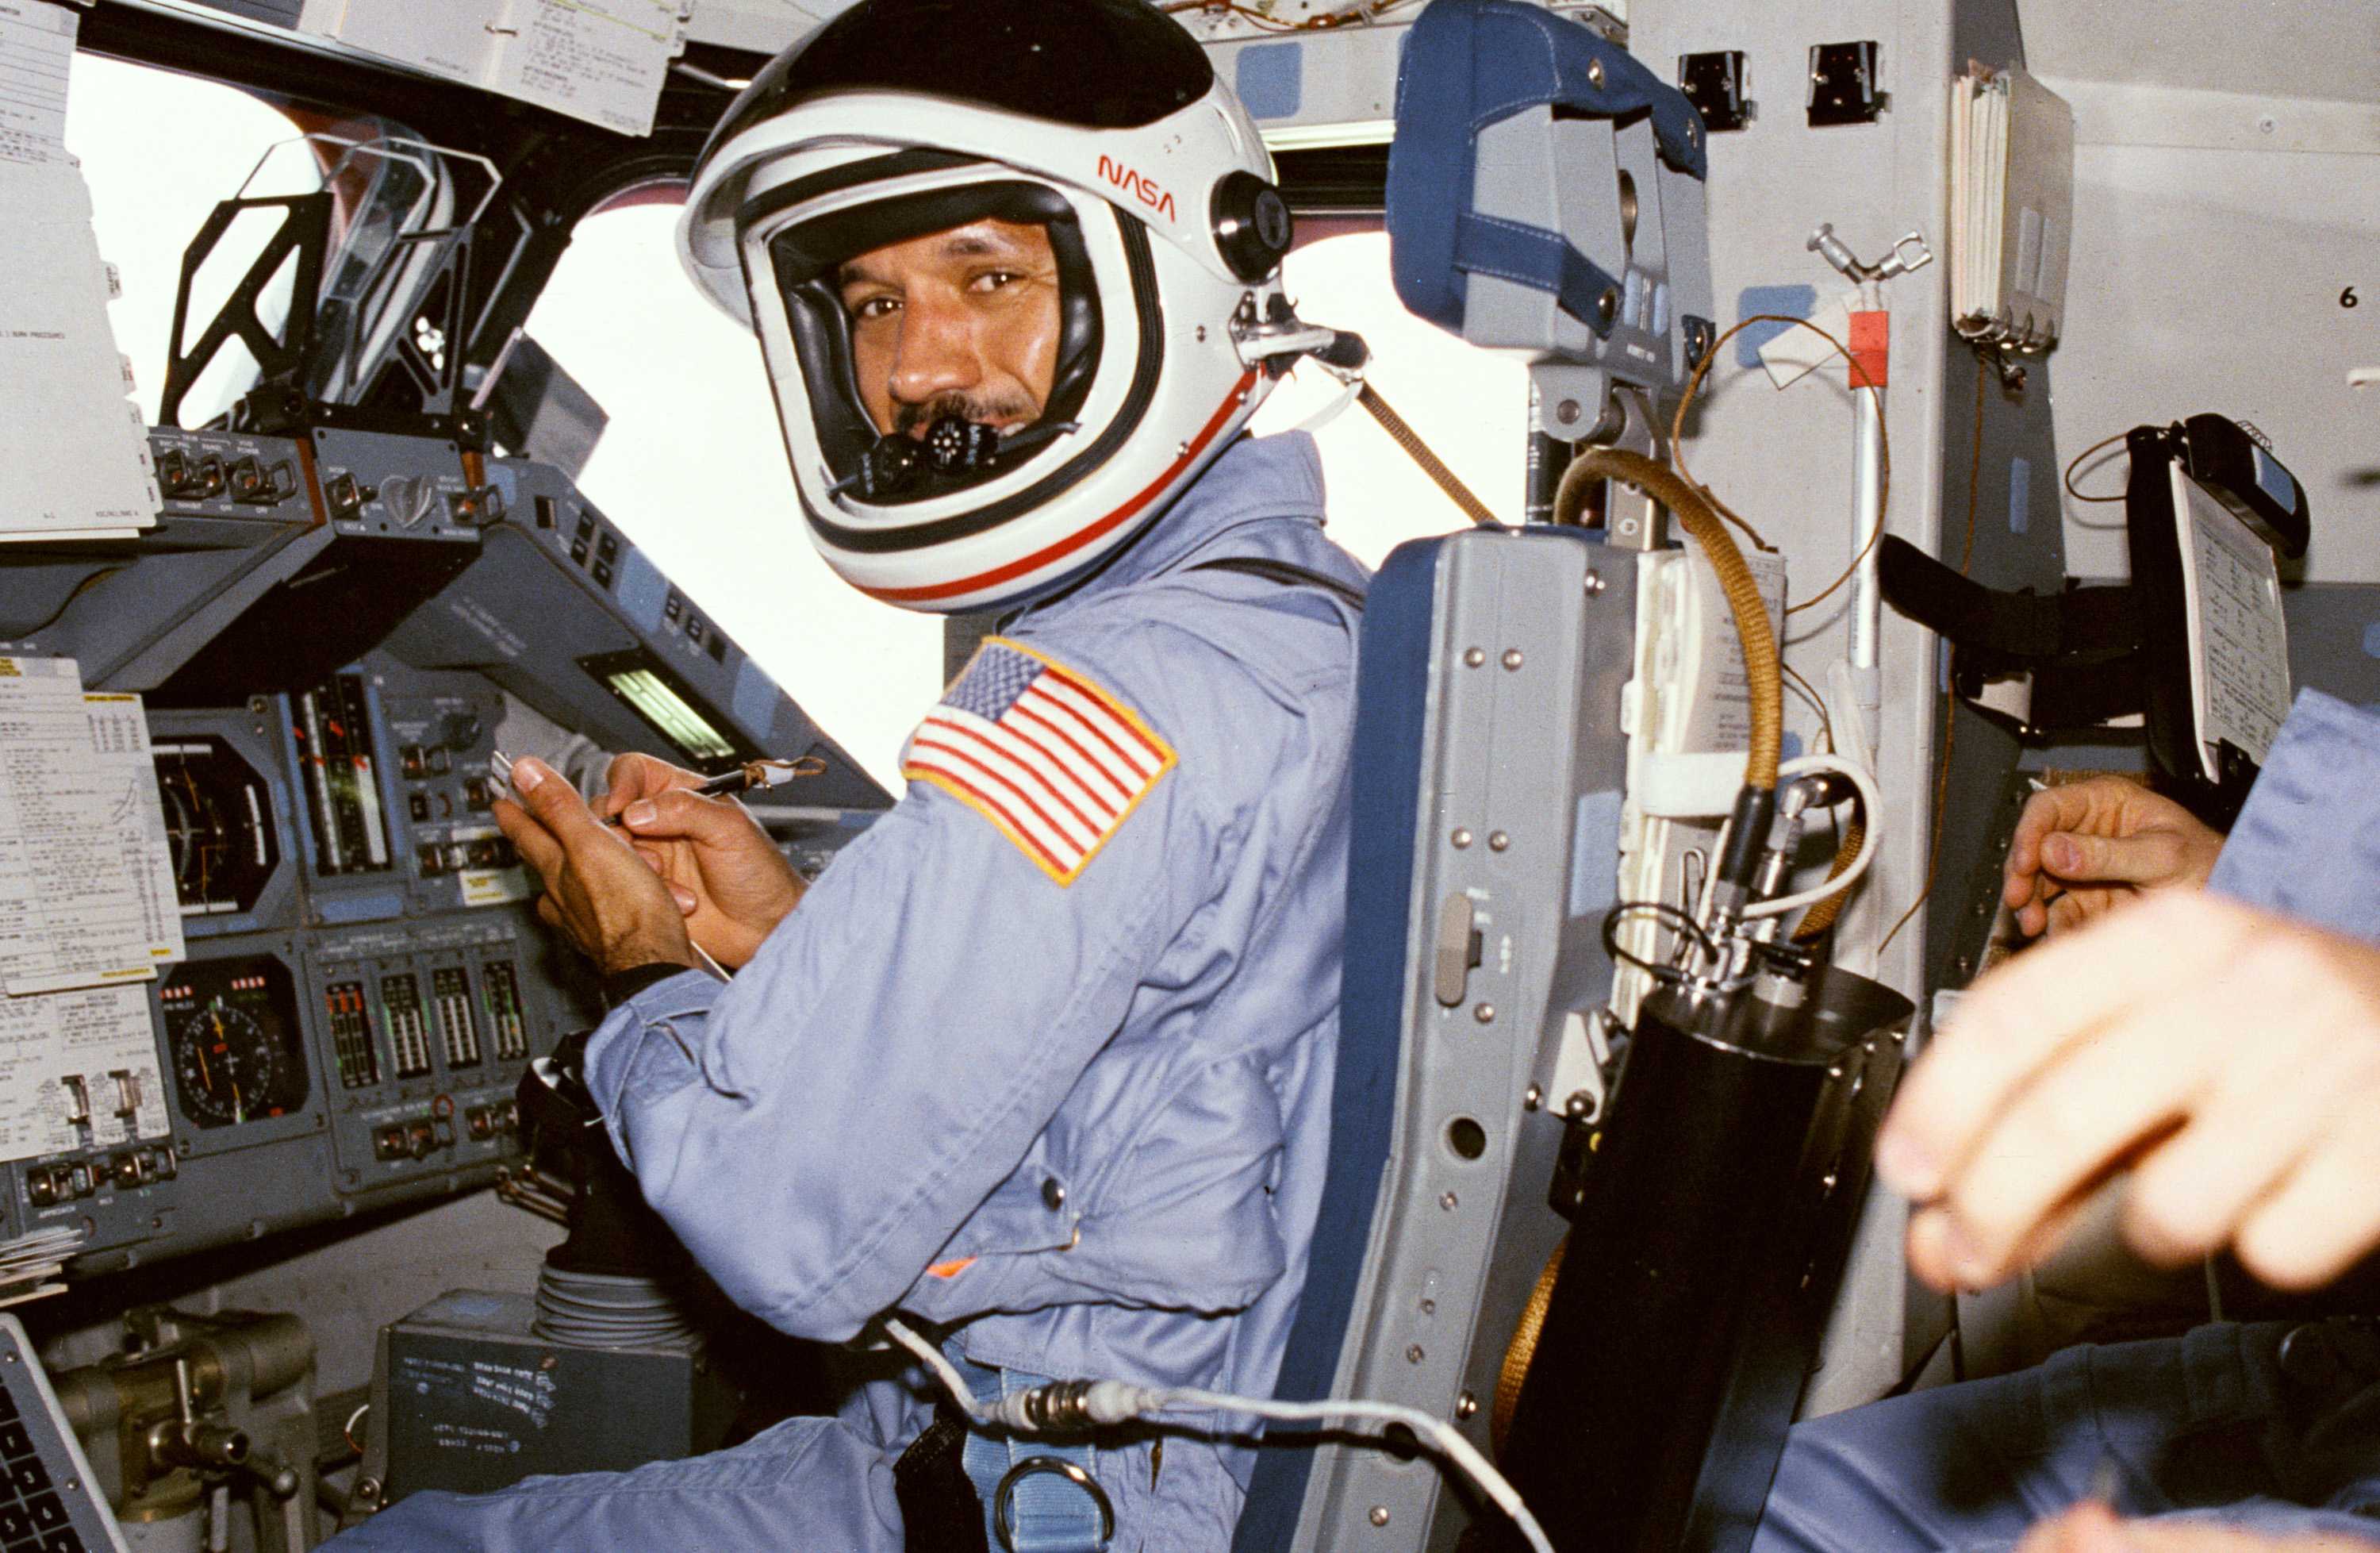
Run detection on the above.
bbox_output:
[1741,753,1879,919]
[1879,354,1991,957]
[1553,448,1781,791]
[1779,660,1835,753]
[2062,429,2129,504]
[1357,382,1502,528]
[882,1317,1557,1553]
[1602,899,1718,982]
[1664,312,1896,614]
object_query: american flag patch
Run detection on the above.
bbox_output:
[902,640,1176,885]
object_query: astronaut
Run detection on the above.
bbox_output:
[328,1,1365,1547]
[1758,770,2380,1553]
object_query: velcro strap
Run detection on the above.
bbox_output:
[1454,212,1626,337]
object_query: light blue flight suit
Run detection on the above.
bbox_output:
[1756,690,2380,1551]
[328,431,1366,1551]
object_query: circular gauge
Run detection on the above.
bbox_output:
[169,998,288,1128]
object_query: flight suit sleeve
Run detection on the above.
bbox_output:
[579,629,1265,1341]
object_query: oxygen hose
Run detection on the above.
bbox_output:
[1552,447,1783,796]
[1358,383,1503,528]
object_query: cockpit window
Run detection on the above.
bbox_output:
[520,220,1517,789]
[524,202,946,790]
[1249,232,1526,564]
[67,52,451,428]
[64,54,303,425]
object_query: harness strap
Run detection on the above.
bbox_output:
[956,1355,1114,1553]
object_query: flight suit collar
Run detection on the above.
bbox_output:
[1016,431,1329,627]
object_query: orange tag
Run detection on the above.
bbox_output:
[926,1256,977,1280]
[1848,311,1890,390]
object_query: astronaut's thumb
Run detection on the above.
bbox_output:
[2043,829,2186,886]
[619,790,744,850]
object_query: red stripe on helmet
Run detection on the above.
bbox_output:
[860,369,1260,605]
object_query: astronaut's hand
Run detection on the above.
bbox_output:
[495,756,695,978]
[599,752,804,971]
[1879,892,2380,1294]
[2002,775,2225,938]
[2017,1500,2377,1552]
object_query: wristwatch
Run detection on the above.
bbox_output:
[600,960,693,1009]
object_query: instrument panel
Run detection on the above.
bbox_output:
[0,424,890,1277]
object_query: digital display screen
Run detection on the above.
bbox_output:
[578,650,754,773]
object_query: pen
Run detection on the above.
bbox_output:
[489,750,826,824]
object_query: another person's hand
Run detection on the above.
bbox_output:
[597,752,805,971]
[2017,1500,2379,1552]
[1878,892,2380,1294]
[494,756,695,978]
[2002,776,2225,937]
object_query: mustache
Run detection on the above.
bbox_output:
[894,393,1038,437]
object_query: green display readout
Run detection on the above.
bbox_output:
[602,667,737,762]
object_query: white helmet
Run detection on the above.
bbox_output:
[679,0,1319,613]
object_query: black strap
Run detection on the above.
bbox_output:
[894,1405,988,1552]
[599,959,695,1009]
[1188,555,1367,610]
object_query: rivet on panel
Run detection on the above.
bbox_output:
[1451,828,1472,849]
[1456,1391,1479,1420]
[1501,648,1524,670]
[1370,1506,1392,1527]
[1523,1084,1543,1110]
[1488,831,1509,851]
[1583,570,1605,595]
[1406,1344,1425,1364]
[1440,1191,1458,1210]
[1463,647,1486,667]
[1473,1003,1495,1024]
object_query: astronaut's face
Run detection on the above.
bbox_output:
[836,219,1063,439]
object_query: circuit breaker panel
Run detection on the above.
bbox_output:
[0,426,889,1277]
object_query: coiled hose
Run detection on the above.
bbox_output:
[1552,448,1783,793]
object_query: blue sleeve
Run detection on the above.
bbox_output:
[579,626,1264,1340]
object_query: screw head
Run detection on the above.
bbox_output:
[1406,1344,1426,1364]
[1440,1190,1458,1210]
[1463,646,1486,667]
[1488,831,1510,851]
[1451,828,1472,849]
[1523,1084,1543,1111]
[1456,1391,1480,1419]
[1473,1003,1495,1024]
[1564,1090,1597,1120]
[1587,57,1605,87]
[1555,398,1582,426]
[1370,1506,1392,1527]
[1502,648,1523,670]
[1583,570,1606,595]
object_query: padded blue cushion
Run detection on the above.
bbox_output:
[1386,0,1707,340]
[1231,536,1441,1552]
